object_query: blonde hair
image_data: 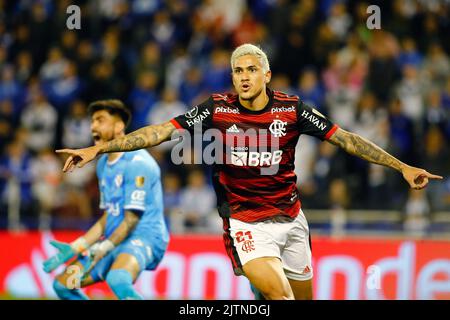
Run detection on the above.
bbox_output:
[230,43,270,73]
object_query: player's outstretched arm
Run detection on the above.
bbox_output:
[327,127,443,190]
[56,121,176,172]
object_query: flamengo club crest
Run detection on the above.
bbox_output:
[269,119,287,137]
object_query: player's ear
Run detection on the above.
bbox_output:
[265,70,272,84]
[115,119,125,135]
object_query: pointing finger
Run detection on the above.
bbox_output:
[425,172,443,180]
[63,156,73,172]
[56,149,75,154]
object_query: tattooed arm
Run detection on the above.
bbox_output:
[98,121,175,153]
[328,127,442,189]
[85,210,140,274]
[57,121,177,172]
[107,211,140,245]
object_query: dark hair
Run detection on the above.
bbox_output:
[88,99,131,128]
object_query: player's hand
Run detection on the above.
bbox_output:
[56,145,100,172]
[84,240,115,275]
[401,165,443,190]
[43,240,77,273]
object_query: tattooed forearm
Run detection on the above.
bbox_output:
[98,121,176,154]
[328,128,405,172]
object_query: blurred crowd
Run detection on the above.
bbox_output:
[0,0,449,234]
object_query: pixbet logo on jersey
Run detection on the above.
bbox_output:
[215,106,240,114]
[271,106,295,114]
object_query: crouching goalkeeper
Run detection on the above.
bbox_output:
[43,100,169,300]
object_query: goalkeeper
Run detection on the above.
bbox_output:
[43,100,169,300]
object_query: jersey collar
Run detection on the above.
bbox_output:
[236,88,273,114]
[107,152,125,165]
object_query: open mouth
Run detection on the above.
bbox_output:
[241,83,251,91]
[92,132,101,142]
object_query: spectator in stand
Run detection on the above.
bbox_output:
[44,61,82,111]
[128,71,159,131]
[162,172,183,233]
[62,100,92,149]
[165,46,191,93]
[203,49,232,92]
[421,43,450,89]
[366,29,400,103]
[134,42,165,88]
[296,68,324,112]
[179,67,205,106]
[388,98,415,161]
[421,127,450,212]
[147,88,187,127]
[20,89,57,153]
[423,90,448,134]
[150,9,177,54]
[179,169,216,233]
[0,65,25,111]
[0,138,35,228]
[147,88,187,155]
[0,100,15,152]
[86,60,121,102]
[39,47,68,83]
[326,2,352,41]
[15,51,33,84]
[75,40,96,81]
[270,74,294,94]
[31,148,62,230]
[60,30,79,61]
[395,64,429,127]
[397,37,423,69]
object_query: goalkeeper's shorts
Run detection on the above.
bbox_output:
[79,236,167,282]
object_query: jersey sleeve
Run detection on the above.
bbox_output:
[123,159,156,213]
[96,159,106,210]
[297,101,338,140]
[170,96,214,134]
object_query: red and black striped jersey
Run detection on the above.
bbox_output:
[170,88,338,222]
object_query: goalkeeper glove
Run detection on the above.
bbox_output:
[43,237,88,273]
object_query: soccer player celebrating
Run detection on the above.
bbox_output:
[56,44,442,300]
[43,100,169,300]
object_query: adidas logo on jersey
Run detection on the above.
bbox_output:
[226,124,240,133]
[215,106,240,114]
